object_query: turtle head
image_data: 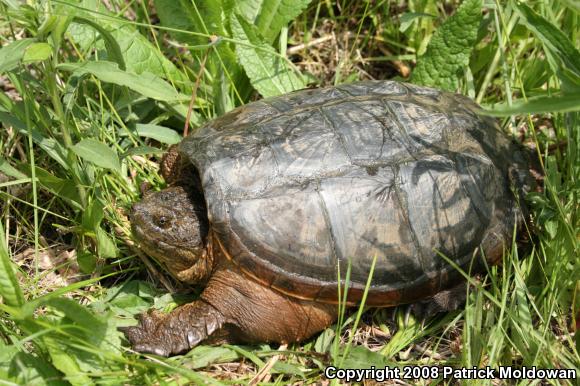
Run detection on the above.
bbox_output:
[130,184,212,284]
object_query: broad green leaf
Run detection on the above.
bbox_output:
[231,13,304,97]
[95,227,118,258]
[0,222,24,308]
[81,200,117,259]
[232,0,262,24]
[108,25,186,82]
[272,361,306,378]
[121,146,165,158]
[154,0,225,47]
[0,111,26,131]
[186,345,241,369]
[100,280,159,315]
[399,12,435,33]
[411,0,482,91]
[153,0,242,105]
[313,328,335,353]
[34,167,82,207]
[0,349,64,386]
[44,337,93,386]
[77,251,97,274]
[485,92,580,115]
[62,0,185,82]
[338,345,395,369]
[71,16,126,70]
[81,200,105,231]
[255,0,311,44]
[22,42,52,63]
[62,2,104,50]
[30,137,69,171]
[45,297,107,340]
[0,38,34,73]
[235,0,312,43]
[514,3,580,86]
[135,123,182,144]
[71,138,121,173]
[0,112,70,170]
[58,61,187,102]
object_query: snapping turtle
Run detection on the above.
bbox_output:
[122,81,532,356]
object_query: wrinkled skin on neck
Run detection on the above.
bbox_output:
[130,184,213,284]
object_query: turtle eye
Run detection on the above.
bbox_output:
[154,215,171,229]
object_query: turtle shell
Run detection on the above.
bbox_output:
[179,81,532,306]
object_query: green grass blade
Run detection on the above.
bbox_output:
[0,223,24,308]
[338,255,377,368]
[0,157,27,180]
[514,3,580,85]
[485,91,580,115]
[58,61,187,102]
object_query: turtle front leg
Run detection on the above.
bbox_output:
[120,301,225,356]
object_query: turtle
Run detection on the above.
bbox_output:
[121,80,533,356]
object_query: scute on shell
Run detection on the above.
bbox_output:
[179,80,532,305]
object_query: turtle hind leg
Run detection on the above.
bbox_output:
[120,301,227,356]
[408,282,468,320]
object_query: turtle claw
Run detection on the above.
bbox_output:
[119,325,150,349]
[119,310,174,356]
[136,309,164,331]
[134,343,169,357]
[120,301,225,356]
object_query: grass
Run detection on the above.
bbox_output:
[0,0,579,384]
